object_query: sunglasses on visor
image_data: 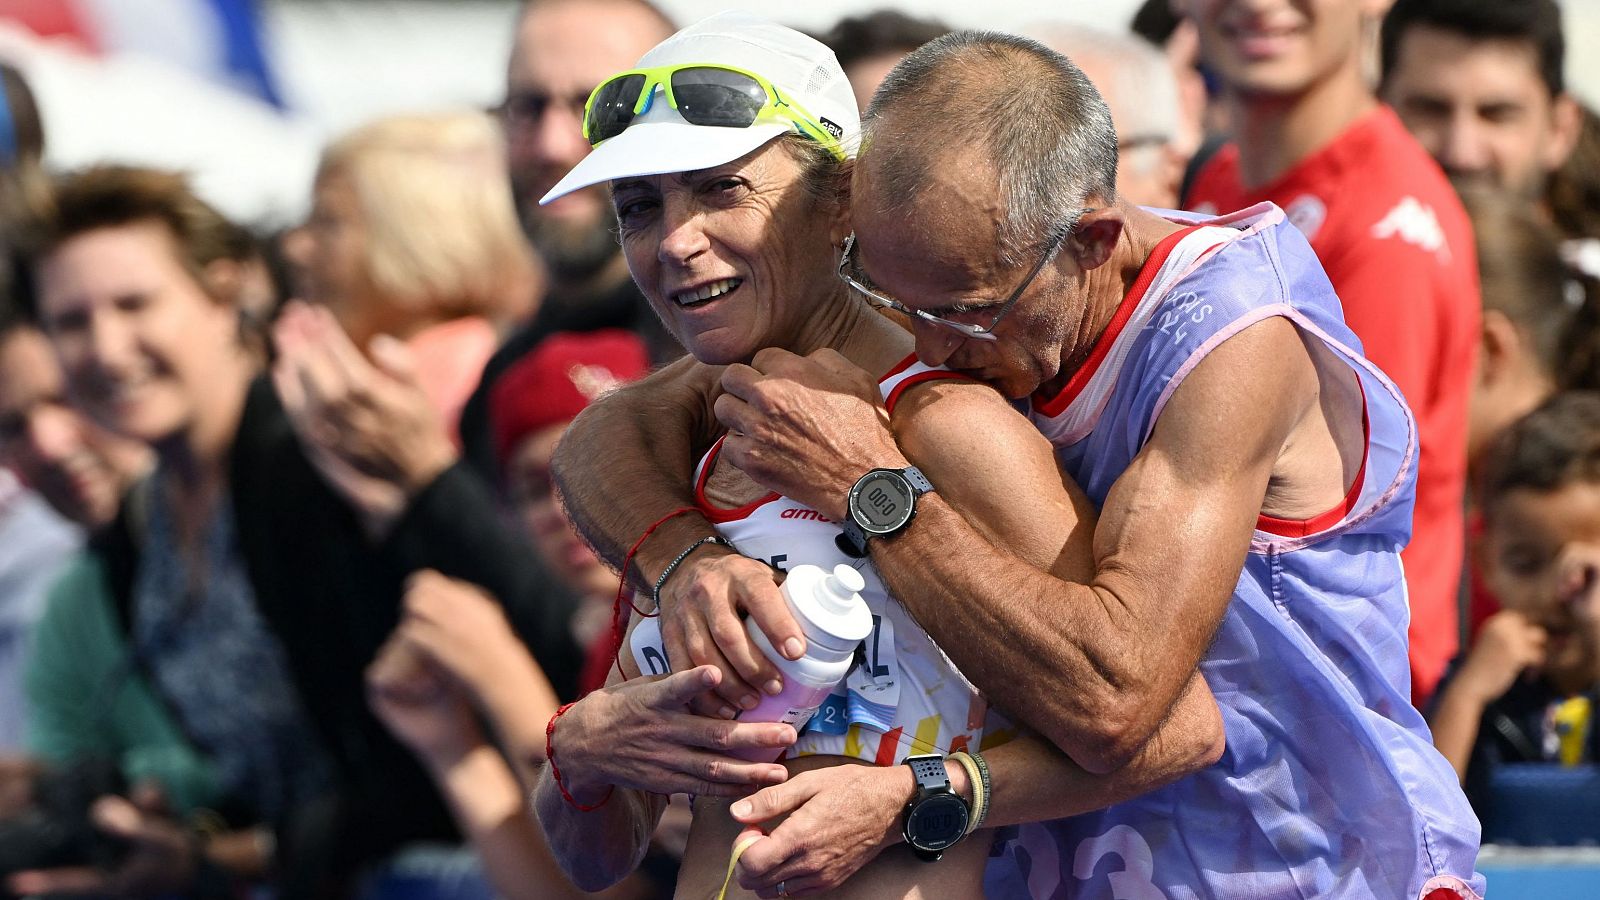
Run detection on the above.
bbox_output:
[582,63,847,160]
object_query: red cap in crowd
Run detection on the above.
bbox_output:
[490,329,651,469]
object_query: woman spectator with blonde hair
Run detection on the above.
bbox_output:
[286,110,540,434]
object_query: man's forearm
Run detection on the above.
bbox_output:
[873,498,1215,774]
[552,361,722,587]
[975,673,1225,826]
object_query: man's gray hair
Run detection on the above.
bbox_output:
[865,30,1118,267]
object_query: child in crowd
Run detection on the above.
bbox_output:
[1432,392,1600,814]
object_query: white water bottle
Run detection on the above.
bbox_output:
[734,563,873,761]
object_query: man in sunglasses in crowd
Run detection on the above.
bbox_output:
[455,0,681,481]
[552,30,1483,900]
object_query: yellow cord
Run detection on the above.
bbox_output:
[714,832,766,900]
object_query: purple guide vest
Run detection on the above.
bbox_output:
[987,203,1483,899]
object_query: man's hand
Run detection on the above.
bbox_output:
[716,348,907,520]
[728,764,912,897]
[271,301,457,536]
[7,791,198,898]
[1457,610,1547,704]
[551,666,795,801]
[658,549,801,718]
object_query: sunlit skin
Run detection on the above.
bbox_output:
[612,142,850,367]
[0,326,147,527]
[1480,482,1600,695]
[1384,25,1580,198]
[505,0,670,261]
[36,222,255,463]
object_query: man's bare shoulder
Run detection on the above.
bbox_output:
[889,377,1052,466]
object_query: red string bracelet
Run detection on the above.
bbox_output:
[546,701,613,812]
[610,507,697,681]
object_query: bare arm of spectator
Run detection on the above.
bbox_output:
[366,631,593,900]
[390,571,559,788]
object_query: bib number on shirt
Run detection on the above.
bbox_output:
[629,616,672,676]
[1072,825,1166,900]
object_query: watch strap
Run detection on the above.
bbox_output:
[903,465,934,496]
[837,518,869,559]
[906,754,950,793]
[902,754,961,862]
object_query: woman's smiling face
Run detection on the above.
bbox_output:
[37,220,244,448]
[612,139,845,366]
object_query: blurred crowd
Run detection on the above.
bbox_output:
[0,0,1596,896]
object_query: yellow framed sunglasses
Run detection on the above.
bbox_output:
[581,62,846,160]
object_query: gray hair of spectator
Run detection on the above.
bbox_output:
[865,31,1118,268]
[1027,24,1180,179]
[819,9,951,72]
[1381,0,1565,97]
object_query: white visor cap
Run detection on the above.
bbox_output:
[540,10,860,205]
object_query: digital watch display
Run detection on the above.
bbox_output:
[837,466,934,558]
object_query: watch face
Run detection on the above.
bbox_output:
[907,792,969,852]
[849,470,916,535]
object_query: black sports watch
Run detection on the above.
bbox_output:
[901,754,969,862]
[836,466,935,558]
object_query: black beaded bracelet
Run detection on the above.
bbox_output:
[652,535,736,609]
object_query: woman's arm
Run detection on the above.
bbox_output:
[530,604,799,891]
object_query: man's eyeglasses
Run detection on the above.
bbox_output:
[836,220,1075,341]
[495,91,590,130]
